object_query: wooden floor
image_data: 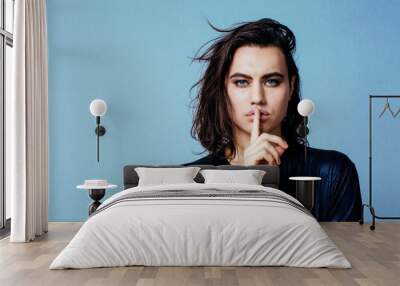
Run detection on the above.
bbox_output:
[0,222,399,286]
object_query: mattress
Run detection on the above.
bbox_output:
[50,183,350,269]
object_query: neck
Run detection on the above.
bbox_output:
[226,125,282,165]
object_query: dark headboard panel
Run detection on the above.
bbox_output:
[123,165,280,189]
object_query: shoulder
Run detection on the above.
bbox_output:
[308,146,352,162]
[307,146,357,174]
[285,143,353,164]
[182,153,229,166]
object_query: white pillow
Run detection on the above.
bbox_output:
[135,167,201,186]
[200,169,266,185]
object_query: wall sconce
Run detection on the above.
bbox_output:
[89,99,107,162]
[297,99,315,163]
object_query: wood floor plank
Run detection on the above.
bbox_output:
[0,222,399,286]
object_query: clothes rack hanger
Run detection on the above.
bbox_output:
[393,106,400,118]
[378,97,396,118]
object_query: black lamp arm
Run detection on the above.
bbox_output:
[94,116,106,162]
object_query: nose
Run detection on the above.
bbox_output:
[250,82,266,106]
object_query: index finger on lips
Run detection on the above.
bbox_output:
[250,108,260,143]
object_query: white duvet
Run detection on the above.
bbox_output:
[50,183,351,269]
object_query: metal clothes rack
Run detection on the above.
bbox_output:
[360,95,400,230]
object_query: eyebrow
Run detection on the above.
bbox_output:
[229,72,285,79]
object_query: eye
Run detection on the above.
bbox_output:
[265,78,281,87]
[234,79,249,88]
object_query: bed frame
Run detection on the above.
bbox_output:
[123,165,280,189]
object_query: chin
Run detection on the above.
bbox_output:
[260,123,273,133]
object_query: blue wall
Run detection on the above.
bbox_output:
[47,0,400,221]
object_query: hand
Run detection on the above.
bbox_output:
[244,108,288,166]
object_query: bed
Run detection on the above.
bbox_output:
[49,165,350,269]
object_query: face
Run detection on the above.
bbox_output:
[226,45,295,138]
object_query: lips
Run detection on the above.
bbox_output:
[246,109,270,121]
[246,110,270,116]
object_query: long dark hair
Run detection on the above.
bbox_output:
[190,18,303,159]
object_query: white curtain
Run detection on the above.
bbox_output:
[8,0,49,242]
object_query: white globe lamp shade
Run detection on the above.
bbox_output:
[297,99,315,117]
[90,99,107,117]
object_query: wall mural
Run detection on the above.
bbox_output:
[183,19,362,222]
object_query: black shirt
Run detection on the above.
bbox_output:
[183,144,362,222]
